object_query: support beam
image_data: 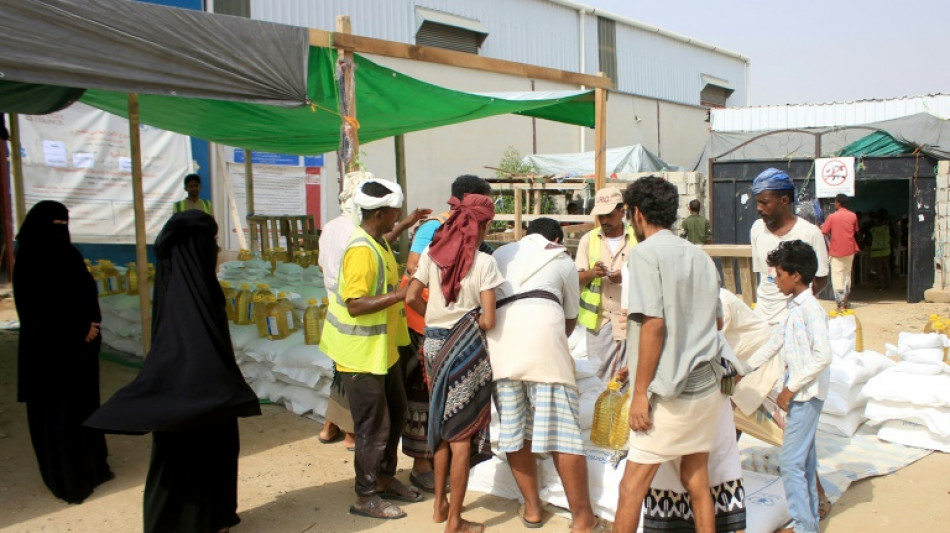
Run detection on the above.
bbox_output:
[593,79,608,190]
[309,29,611,89]
[336,16,360,173]
[244,149,255,253]
[127,93,152,355]
[9,114,25,225]
[394,134,409,261]
[0,116,14,280]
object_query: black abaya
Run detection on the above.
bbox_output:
[87,211,260,532]
[13,201,112,504]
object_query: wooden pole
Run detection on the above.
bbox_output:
[594,74,608,191]
[336,15,360,173]
[0,116,14,280]
[513,187,523,240]
[243,149,255,253]
[394,134,410,261]
[9,114,26,226]
[127,93,151,355]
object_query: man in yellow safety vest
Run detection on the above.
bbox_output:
[172,173,213,216]
[575,187,637,382]
[319,179,422,519]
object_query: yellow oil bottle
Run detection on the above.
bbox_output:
[608,387,631,449]
[841,309,864,352]
[220,281,237,322]
[84,259,93,272]
[265,295,290,340]
[125,262,139,295]
[237,249,252,261]
[924,314,941,333]
[234,283,254,325]
[254,283,272,301]
[303,298,325,345]
[98,260,125,295]
[147,263,155,286]
[253,294,269,338]
[590,379,624,448]
[277,292,297,332]
[91,263,107,296]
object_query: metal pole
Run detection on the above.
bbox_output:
[127,93,152,355]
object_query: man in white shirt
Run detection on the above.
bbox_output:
[749,168,829,325]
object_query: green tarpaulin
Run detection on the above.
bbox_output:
[835,131,914,158]
[3,46,593,155]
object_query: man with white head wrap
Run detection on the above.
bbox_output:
[317,172,430,448]
[320,179,424,519]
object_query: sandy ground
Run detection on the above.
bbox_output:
[1,286,949,533]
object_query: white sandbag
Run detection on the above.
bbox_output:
[742,471,792,533]
[280,382,330,416]
[272,343,334,374]
[539,452,627,522]
[100,312,135,338]
[239,361,277,383]
[229,325,262,351]
[574,358,598,380]
[250,379,287,403]
[900,348,945,365]
[275,262,304,275]
[577,389,600,431]
[829,350,894,387]
[244,332,305,364]
[822,382,869,416]
[568,326,587,359]
[468,456,526,502]
[893,361,946,375]
[877,419,950,453]
[285,285,328,308]
[273,367,323,389]
[829,339,854,359]
[818,407,866,437]
[101,334,145,358]
[865,399,950,438]
[897,331,944,350]
[828,313,857,342]
[863,367,950,407]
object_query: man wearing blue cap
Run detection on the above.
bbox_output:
[749,168,829,324]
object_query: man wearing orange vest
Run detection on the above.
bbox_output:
[400,174,494,493]
[575,187,637,382]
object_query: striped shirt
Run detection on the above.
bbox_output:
[742,288,831,402]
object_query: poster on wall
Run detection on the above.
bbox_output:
[15,102,193,243]
[815,157,856,198]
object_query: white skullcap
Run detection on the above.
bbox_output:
[354,179,404,210]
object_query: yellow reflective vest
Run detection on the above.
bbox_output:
[173,198,213,215]
[577,225,637,330]
[319,227,409,374]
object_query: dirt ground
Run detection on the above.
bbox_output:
[1,287,949,533]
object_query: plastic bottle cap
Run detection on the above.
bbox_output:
[931,314,939,320]
[241,284,250,289]
[935,321,946,328]
[278,292,287,297]
[828,310,838,317]
[607,380,620,391]
[221,281,231,287]
[259,284,269,288]
[308,298,317,305]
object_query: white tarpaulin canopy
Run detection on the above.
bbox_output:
[524,144,684,176]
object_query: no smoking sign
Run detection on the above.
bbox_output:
[815,157,855,198]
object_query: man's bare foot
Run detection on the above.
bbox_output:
[433,498,449,523]
[445,518,484,533]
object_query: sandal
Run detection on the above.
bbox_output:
[317,426,343,445]
[409,470,436,493]
[349,495,406,520]
[378,478,424,503]
[518,504,543,528]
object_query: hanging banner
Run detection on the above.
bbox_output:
[815,157,856,198]
[15,102,192,243]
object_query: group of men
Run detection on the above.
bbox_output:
[311,166,835,533]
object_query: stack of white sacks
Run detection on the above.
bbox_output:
[863,332,950,452]
[99,259,336,421]
[818,313,894,437]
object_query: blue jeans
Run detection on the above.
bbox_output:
[781,397,823,533]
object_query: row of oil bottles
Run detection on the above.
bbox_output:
[922,314,950,363]
[236,248,320,271]
[219,281,329,345]
[86,259,155,297]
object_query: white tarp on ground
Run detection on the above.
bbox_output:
[524,145,685,177]
[15,102,192,243]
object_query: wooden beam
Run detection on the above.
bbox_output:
[309,29,612,90]
[594,78,608,190]
[336,16,360,173]
[394,134,409,261]
[243,149,256,253]
[9,114,25,225]
[513,187,523,240]
[127,93,151,356]
[699,244,753,258]
[0,117,14,281]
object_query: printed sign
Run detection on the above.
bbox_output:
[815,157,856,198]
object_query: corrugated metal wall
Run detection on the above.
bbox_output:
[250,0,748,108]
[711,94,950,132]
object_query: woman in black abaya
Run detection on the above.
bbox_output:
[14,200,113,504]
[86,210,261,533]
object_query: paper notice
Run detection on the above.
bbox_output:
[118,157,132,172]
[42,140,67,167]
[72,152,95,169]
[740,193,750,205]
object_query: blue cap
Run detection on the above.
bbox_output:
[751,168,795,195]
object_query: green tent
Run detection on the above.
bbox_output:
[2,47,593,155]
[835,130,914,158]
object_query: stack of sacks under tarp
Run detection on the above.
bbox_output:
[217,259,271,283]
[863,332,950,452]
[98,293,146,358]
[230,323,335,420]
[819,312,895,437]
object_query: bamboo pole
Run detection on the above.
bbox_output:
[243,149,255,252]
[9,114,26,226]
[0,117,14,280]
[127,93,151,355]
[394,134,410,261]
[336,15,360,173]
[594,74,608,191]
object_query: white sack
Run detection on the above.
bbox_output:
[877,419,950,452]
[863,367,950,407]
[818,407,866,437]
[865,399,950,438]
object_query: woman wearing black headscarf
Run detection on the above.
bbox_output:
[14,200,113,504]
[86,210,261,533]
